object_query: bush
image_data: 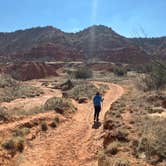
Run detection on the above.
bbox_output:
[14,137,25,152]
[116,128,129,142]
[12,127,30,137]
[105,141,120,155]
[137,63,166,91]
[0,74,17,88]
[98,151,111,166]
[98,84,109,95]
[0,74,43,102]
[50,117,60,128]
[54,116,60,124]
[74,67,93,79]
[137,118,166,161]
[113,67,127,76]
[113,158,130,166]
[44,97,76,114]
[2,139,15,150]
[67,83,98,100]
[40,121,48,131]
[98,152,130,166]
[60,79,74,91]
[2,137,25,152]
[0,107,9,122]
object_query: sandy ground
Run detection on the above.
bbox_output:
[11,82,124,166]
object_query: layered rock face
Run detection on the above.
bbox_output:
[1,62,60,81]
[0,25,165,64]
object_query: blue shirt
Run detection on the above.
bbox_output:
[93,95,102,106]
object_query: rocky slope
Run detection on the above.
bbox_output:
[1,62,59,80]
[0,25,165,64]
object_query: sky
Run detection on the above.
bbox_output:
[0,0,166,37]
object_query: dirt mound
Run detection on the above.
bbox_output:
[2,62,59,81]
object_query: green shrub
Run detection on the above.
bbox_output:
[44,97,76,113]
[2,137,25,152]
[67,83,98,100]
[75,67,93,79]
[113,67,127,76]
[60,79,74,91]
[2,139,15,150]
[12,127,30,137]
[0,74,17,88]
[40,121,48,131]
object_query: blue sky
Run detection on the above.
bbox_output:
[0,0,166,37]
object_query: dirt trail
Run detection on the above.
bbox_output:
[15,82,123,166]
[0,81,62,132]
[0,81,62,115]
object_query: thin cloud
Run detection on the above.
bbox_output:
[91,0,99,23]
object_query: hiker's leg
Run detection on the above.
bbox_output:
[96,111,100,121]
[97,106,101,121]
[94,106,97,121]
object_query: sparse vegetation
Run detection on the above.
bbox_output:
[98,151,130,166]
[98,84,109,95]
[74,67,93,79]
[67,82,99,100]
[44,97,76,114]
[12,127,30,137]
[112,158,130,166]
[2,139,15,150]
[14,137,25,152]
[105,141,120,155]
[98,151,111,166]
[0,74,18,88]
[113,66,127,77]
[137,118,166,162]
[0,74,43,102]
[137,63,166,91]
[2,136,25,152]
[60,79,74,91]
[0,107,10,122]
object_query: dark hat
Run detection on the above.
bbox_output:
[96,92,100,95]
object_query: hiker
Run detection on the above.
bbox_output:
[93,92,103,122]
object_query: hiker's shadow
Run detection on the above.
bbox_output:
[92,121,102,129]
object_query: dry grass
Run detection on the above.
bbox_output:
[44,97,76,114]
[0,74,43,102]
[12,127,30,137]
[67,82,98,100]
[137,117,166,162]
[105,141,120,155]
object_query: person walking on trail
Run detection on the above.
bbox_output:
[93,92,103,122]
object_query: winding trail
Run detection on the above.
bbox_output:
[14,82,123,166]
